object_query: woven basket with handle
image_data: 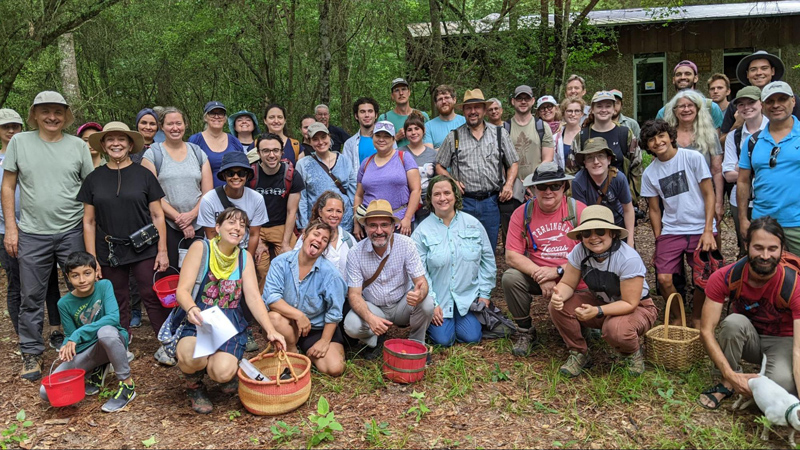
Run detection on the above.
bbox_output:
[645,293,705,371]
[237,345,311,416]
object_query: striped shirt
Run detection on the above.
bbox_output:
[346,233,425,306]
[435,123,518,193]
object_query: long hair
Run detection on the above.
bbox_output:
[663,90,718,158]
[310,190,345,223]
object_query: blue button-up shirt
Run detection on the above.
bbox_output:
[411,211,496,318]
[263,250,347,328]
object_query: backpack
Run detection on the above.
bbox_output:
[724,251,800,314]
[522,197,577,254]
[150,142,205,175]
[590,166,619,205]
[248,160,295,198]
[469,298,520,338]
[290,138,300,162]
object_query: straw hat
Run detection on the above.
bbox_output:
[357,199,400,226]
[566,205,628,240]
[88,122,145,155]
[456,89,494,109]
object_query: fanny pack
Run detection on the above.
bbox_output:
[105,224,159,267]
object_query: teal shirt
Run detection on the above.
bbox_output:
[424,115,466,149]
[411,211,496,318]
[378,110,432,148]
[57,279,128,354]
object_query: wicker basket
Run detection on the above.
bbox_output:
[645,293,704,371]
[238,346,311,416]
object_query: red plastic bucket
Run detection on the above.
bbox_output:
[42,368,86,407]
[382,339,428,384]
[153,266,180,308]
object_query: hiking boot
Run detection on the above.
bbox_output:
[627,347,646,377]
[511,328,537,356]
[220,376,239,395]
[362,335,386,361]
[187,381,213,414]
[20,353,43,381]
[130,309,142,328]
[559,350,592,377]
[85,364,109,396]
[101,380,136,412]
[154,345,176,366]
[48,330,65,349]
[245,327,258,352]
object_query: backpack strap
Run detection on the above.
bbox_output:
[190,240,209,300]
[618,126,630,158]
[290,139,300,161]
[503,120,511,134]
[594,166,618,205]
[779,264,798,308]
[311,154,347,195]
[451,129,461,181]
[734,128,743,157]
[566,197,577,228]
[522,199,537,253]
[215,186,235,210]
[282,160,294,199]
[152,142,164,175]
[497,125,508,182]
[535,119,545,151]
[726,256,749,303]
[248,162,260,189]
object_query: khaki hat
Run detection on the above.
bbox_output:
[0,109,23,127]
[732,86,762,106]
[88,122,145,155]
[591,91,616,104]
[761,81,794,101]
[27,91,74,130]
[575,137,615,166]
[307,122,330,139]
[566,204,628,240]
[358,199,400,226]
[523,161,574,187]
[456,89,494,109]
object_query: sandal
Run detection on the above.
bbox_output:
[697,383,734,410]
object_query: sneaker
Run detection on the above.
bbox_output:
[245,327,258,353]
[48,330,65,349]
[693,249,724,290]
[130,309,142,328]
[559,350,592,377]
[20,353,43,381]
[187,382,213,414]
[362,335,386,361]
[85,364,109,396]
[511,328,537,356]
[154,346,177,366]
[220,376,239,395]
[101,380,136,412]
[627,347,646,376]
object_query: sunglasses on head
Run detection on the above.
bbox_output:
[580,229,607,239]
[770,146,780,168]
[224,169,249,178]
[535,182,564,192]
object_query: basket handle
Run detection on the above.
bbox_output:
[662,293,687,339]
[152,265,180,285]
[274,350,300,386]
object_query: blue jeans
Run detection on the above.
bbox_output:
[427,307,482,347]
[462,195,500,251]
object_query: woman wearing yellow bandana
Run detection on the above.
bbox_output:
[174,207,286,414]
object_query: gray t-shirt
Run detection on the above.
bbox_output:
[0,154,20,234]
[197,187,268,249]
[568,241,649,303]
[400,146,436,192]
[4,131,93,234]
[142,143,208,230]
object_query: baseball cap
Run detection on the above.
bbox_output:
[203,101,226,115]
[609,89,623,100]
[513,85,534,98]
[0,109,24,127]
[373,121,396,137]
[591,91,616,104]
[536,95,557,109]
[732,86,762,106]
[390,78,409,91]
[761,81,794,101]
[307,122,330,138]
[673,60,698,75]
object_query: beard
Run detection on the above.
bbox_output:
[749,256,779,276]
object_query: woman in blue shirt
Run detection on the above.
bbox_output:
[412,176,496,346]
[188,101,244,187]
[265,220,347,376]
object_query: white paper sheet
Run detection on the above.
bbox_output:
[193,306,238,358]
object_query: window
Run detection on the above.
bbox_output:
[634,53,666,124]
[724,49,754,98]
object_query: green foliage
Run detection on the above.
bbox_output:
[657,387,684,410]
[226,410,241,421]
[405,390,431,423]
[553,440,579,448]
[271,421,300,444]
[248,436,259,445]
[364,419,391,444]
[306,396,343,449]
[1,410,32,450]
[141,436,157,448]
[491,362,510,382]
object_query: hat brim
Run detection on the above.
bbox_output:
[574,148,615,166]
[216,164,254,181]
[456,100,494,110]
[523,173,574,188]
[0,118,23,126]
[88,129,145,155]
[357,210,400,226]
[736,53,785,86]
[26,105,74,130]
[567,220,628,240]
[228,112,261,138]
[732,95,760,106]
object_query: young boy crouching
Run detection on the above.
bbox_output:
[39,251,136,412]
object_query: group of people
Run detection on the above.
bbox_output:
[3,48,800,417]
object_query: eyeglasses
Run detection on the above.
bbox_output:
[565,109,582,116]
[770,146,781,168]
[539,104,555,111]
[674,104,696,110]
[259,148,282,155]
[534,182,563,192]
[224,169,249,178]
[515,96,533,102]
[580,229,607,239]
[207,111,226,118]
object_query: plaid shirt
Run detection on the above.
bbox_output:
[435,123,518,193]
[346,234,425,306]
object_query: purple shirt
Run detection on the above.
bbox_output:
[358,150,419,221]
[188,133,244,188]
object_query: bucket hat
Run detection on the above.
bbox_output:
[0,109,23,127]
[27,91,74,129]
[566,204,628,240]
[217,151,254,181]
[574,137,616,166]
[88,122,145,155]
[228,110,261,138]
[523,161,574,188]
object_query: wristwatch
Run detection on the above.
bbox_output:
[556,266,565,277]
[596,305,604,318]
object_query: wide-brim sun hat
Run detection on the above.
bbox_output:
[88,122,145,155]
[523,161,574,188]
[566,204,628,240]
[228,110,261,138]
[357,199,400,226]
[27,91,75,130]
[217,151,254,181]
[456,89,494,110]
[736,50,785,86]
[0,109,24,127]
[574,137,616,166]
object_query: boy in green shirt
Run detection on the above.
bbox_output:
[39,251,135,413]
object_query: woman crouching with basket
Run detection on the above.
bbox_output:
[265,220,347,376]
[549,205,658,377]
[175,207,286,414]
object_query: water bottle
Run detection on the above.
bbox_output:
[238,358,271,381]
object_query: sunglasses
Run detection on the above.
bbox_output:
[535,182,564,192]
[770,146,780,168]
[580,229,607,239]
[224,169,249,178]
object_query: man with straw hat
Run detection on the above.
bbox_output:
[435,88,519,252]
[343,199,433,361]
[501,161,588,357]
[549,204,657,377]
[2,91,94,380]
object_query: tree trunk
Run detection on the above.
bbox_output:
[333,0,351,132]
[287,0,298,123]
[58,33,83,124]
[537,0,549,95]
[428,0,444,112]
[319,0,332,105]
